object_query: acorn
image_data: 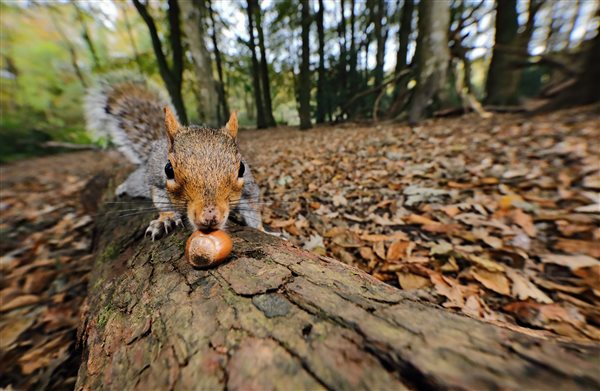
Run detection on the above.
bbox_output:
[185,230,233,268]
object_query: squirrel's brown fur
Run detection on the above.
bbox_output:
[85,73,262,239]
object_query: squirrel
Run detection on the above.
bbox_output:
[85,73,262,239]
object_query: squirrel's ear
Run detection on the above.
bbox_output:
[164,106,180,146]
[225,111,238,138]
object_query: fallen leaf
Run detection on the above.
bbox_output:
[554,238,600,258]
[430,241,453,256]
[467,254,505,272]
[0,316,35,350]
[0,295,41,312]
[387,240,409,261]
[540,254,600,270]
[430,273,464,309]
[506,268,553,303]
[397,272,430,290]
[510,209,537,237]
[472,268,511,295]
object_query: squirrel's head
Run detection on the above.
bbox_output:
[163,107,244,231]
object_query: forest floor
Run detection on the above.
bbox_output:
[1,105,599,389]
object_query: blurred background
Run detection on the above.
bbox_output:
[0,0,598,162]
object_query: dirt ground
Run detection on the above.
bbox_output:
[1,105,599,389]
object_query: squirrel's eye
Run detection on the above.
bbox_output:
[165,161,175,180]
[238,161,245,178]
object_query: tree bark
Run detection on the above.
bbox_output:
[132,0,188,124]
[315,0,327,124]
[246,0,267,129]
[76,198,600,390]
[408,0,450,123]
[484,0,520,106]
[395,0,413,75]
[298,0,312,130]
[373,0,387,87]
[179,0,220,126]
[208,0,230,125]
[255,3,277,127]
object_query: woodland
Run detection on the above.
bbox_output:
[1,0,600,390]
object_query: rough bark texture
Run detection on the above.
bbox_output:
[132,0,187,124]
[315,0,327,124]
[484,0,520,106]
[254,3,277,128]
[298,0,312,130]
[408,0,450,124]
[179,0,220,126]
[76,200,600,391]
[246,0,267,129]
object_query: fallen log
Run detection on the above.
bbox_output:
[77,199,600,391]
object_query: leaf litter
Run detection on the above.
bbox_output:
[242,105,600,341]
[1,106,599,389]
[0,151,122,390]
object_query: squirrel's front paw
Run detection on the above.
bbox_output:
[145,212,183,241]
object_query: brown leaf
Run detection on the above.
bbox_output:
[406,214,438,225]
[572,266,600,290]
[270,218,296,228]
[373,241,386,259]
[430,273,464,309]
[506,268,553,303]
[0,316,35,350]
[397,272,430,290]
[472,268,511,295]
[359,247,376,262]
[510,209,536,237]
[386,240,409,262]
[540,254,600,270]
[359,232,409,242]
[467,254,505,272]
[0,294,41,312]
[554,238,600,258]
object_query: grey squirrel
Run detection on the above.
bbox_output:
[85,73,262,239]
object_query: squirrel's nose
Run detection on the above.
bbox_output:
[195,206,219,229]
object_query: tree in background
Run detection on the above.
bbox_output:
[254,2,277,127]
[2,0,599,153]
[132,0,187,124]
[315,0,327,124]
[298,0,312,130]
[179,0,220,126]
[245,0,266,129]
[408,0,451,123]
[207,0,229,124]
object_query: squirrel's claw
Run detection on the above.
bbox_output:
[146,212,182,240]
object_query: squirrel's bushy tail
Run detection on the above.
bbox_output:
[85,72,174,164]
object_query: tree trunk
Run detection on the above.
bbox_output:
[298,0,312,130]
[387,0,415,118]
[133,0,188,124]
[76,198,600,390]
[208,0,230,125]
[246,0,267,129]
[315,0,327,124]
[337,0,348,118]
[484,0,520,106]
[373,0,387,87]
[395,0,413,75]
[255,3,277,127]
[408,0,450,123]
[179,0,220,126]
